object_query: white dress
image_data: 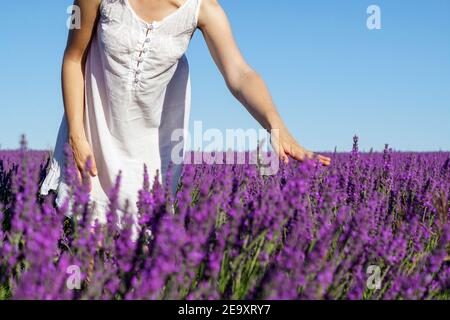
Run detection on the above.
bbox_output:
[39,0,202,223]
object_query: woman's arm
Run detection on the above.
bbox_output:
[63,0,101,187]
[197,0,331,166]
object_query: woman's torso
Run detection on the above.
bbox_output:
[95,0,200,123]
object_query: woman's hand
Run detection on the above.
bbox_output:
[271,128,332,166]
[69,135,98,191]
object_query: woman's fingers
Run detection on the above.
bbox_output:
[304,150,331,166]
[82,168,93,192]
[305,150,314,159]
[277,147,289,164]
[315,154,332,166]
[290,146,332,166]
[88,154,98,177]
[271,135,290,164]
[77,168,83,185]
[287,145,305,162]
[271,135,332,166]
[77,161,93,192]
[83,159,94,192]
[70,139,97,191]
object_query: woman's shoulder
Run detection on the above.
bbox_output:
[71,0,103,21]
[199,0,220,10]
[77,0,103,6]
[76,0,103,12]
[196,0,223,28]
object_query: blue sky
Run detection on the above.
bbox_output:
[0,0,449,152]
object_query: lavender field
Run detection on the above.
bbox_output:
[0,136,449,300]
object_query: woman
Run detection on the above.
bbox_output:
[39,0,331,223]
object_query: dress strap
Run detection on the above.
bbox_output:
[99,0,122,14]
[194,0,203,28]
[175,0,203,30]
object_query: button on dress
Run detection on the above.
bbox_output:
[39,0,202,224]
